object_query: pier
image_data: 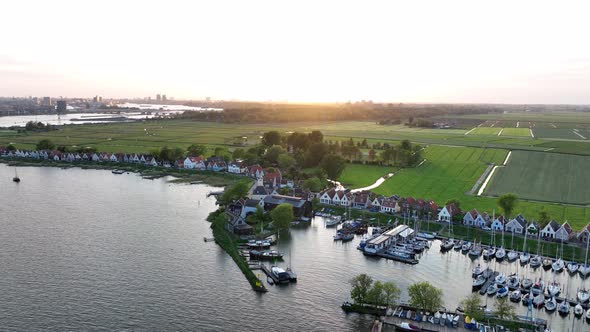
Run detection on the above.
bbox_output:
[377,251,419,264]
[478,271,499,295]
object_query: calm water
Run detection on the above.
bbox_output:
[0,112,184,127]
[0,164,588,331]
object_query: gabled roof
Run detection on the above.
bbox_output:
[444,203,459,216]
[547,220,560,232]
[382,196,398,208]
[467,209,479,219]
[560,222,573,234]
[244,199,260,208]
[494,215,506,224]
[252,186,269,196]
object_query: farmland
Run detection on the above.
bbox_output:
[484,151,590,205]
[337,164,392,189]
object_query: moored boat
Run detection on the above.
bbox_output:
[440,239,454,251]
[483,247,496,260]
[473,275,486,289]
[586,308,590,322]
[575,303,584,317]
[271,266,291,284]
[533,294,545,308]
[461,242,472,253]
[472,264,483,277]
[341,233,354,242]
[497,286,509,298]
[542,258,553,270]
[579,264,590,278]
[507,250,518,262]
[521,277,533,289]
[394,322,421,332]
[333,232,343,241]
[558,301,570,316]
[495,273,507,285]
[547,281,561,297]
[567,261,579,274]
[486,283,498,296]
[495,247,506,261]
[530,255,542,268]
[578,288,590,303]
[468,245,482,258]
[507,274,519,289]
[520,252,530,265]
[509,290,521,303]
[532,279,545,296]
[552,258,565,273]
[545,297,557,312]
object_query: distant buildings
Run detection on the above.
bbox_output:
[42,96,52,106]
[56,100,67,113]
[156,94,161,101]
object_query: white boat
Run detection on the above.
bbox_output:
[333,232,343,240]
[530,255,542,268]
[520,252,530,264]
[509,290,521,303]
[567,261,579,274]
[497,286,509,298]
[507,274,519,289]
[575,303,584,317]
[440,239,454,251]
[578,288,590,303]
[486,283,498,295]
[495,247,506,260]
[580,264,590,277]
[545,297,557,312]
[507,250,519,261]
[472,264,484,277]
[473,275,486,288]
[433,311,440,324]
[417,232,435,240]
[440,313,447,326]
[552,258,565,272]
[547,281,561,297]
[522,278,533,289]
[461,242,472,253]
[532,279,545,295]
[468,245,482,257]
[271,266,291,284]
[586,308,590,321]
[483,247,496,260]
[533,294,545,308]
[325,217,341,227]
[495,273,507,285]
[558,301,570,315]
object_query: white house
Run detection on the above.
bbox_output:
[540,220,560,239]
[491,216,506,232]
[184,156,205,170]
[577,224,590,244]
[505,214,527,234]
[380,196,398,214]
[320,189,335,205]
[463,209,479,226]
[228,162,243,174]
[554,222,574,242]
[92,153,101,162]
[438,204,459,222]
[145,156,158,167]
[240,199,264,219]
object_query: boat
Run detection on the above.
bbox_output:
[530,255,542,268]
[522,293,532,306]
[12,167,20,182]
[547,281,561,297]
[495,273,507,285]
[325,217,341,227]
[552,258,565,273]
[509,290,521,303]
[567,261,579,274]
[533,294,545,308]
[521,278,533,289]
[545,297,557,312]
[393,322,421,332]
[249,249,284,260]
[453,240,463,251]
[461,242,472,253]
[363,244,378,256]
[433,311,440,324]
[440,239,454,251]
[520,252,530,265]
[486,283,498,296]
[440,313,447,326]
[286,267,297,282]
[507,250,519,262]
[111,169,125,174]
[497,286,509,298]
[507,274,519,289]
[578,288,590,303]
[247,240,272,248]
[575,303,585,317]
[333,232,343,241]
[472,264,484,277]
[417,232,435,240]
[267,276,274,285]
[580,264,590,278]
[532,279,545,295]
[495,247,506,261]
[341,233,354,242]
[468,244,482,258]
[586,308,590,322]
[483,247,496,260]
[271,266,291,284]
[542,258,553,270]
[558,301,570,316]
[473,275,486,289]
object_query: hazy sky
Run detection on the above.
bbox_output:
[2,0,590,103]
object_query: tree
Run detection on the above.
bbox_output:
[56,145,67,153]
[232,148,245,160]
[187,144,207,156]
[262,131,281,147]
[302,177,323,192]
[265,145,286,164]
[6,144,16,151]
[366,281,385,306]
[494,296,516,320]
[320,154,347,179]
[246,205,266,226]
[460,293,483,321]
[36,139,55,150]
[278,154,295,169]
[538,208,550,227]
[381,281,401,308]
[368,149,376,162]
[304,142,329,167]
[219,181,250,205]
[349,274,373,304]
[271,203,294,230]
[408,282,444,312]
[445,199,461,211]
[498,193,518,219]
[308,130,323,143]
[400,139,412,150]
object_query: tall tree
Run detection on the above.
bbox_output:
[320,154,347,179]
[349,274,373,304]
[36,139,55,150]
[381,281,401,308]
[498,193,518,219]
[366,281,385,306]
[302,177,323,192]
[538,208,550,227]
[271,203,294,230]
[304,142,329,167]
[460,293,483,321]
[265,145,286,164]
[494,296,516,320]
[262,131,281,147]
[308,130,323,143]
[408,282,444,312]
[187,144,207,156]
[368,149,376,162]
[232,148,245,160]
[278,154,295,169]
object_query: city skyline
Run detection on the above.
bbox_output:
[2,0,590,104]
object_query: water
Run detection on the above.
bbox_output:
[0,164,589,331]
[117,103,223,112]
[0,111,184,127]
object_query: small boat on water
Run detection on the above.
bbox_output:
[468,245,482,258]
[532,279,545,295]
[542,258,553,270]
[497,286,509,298]
[13,167,20,182]
[522,293,532,306]
[472,264,484,277]
[271,266,291,284]
[453,240,463,251]
[483,247,496,260]
[394,322,421,332]
[533,294,545,308]
[575,303,585,317]
[341,233,354,242]
[567,261,579,274]
[545,297,557,312]
[586,308,590,322]
[507,274,519,289]
[530,255,542,268]
[552,258,565,273]
[522,277,533,289]
[495,247,506,261]
[249,249,284,260]
[111,169,125,174]
[510,290,521,303]
[547,281,561,297]
[417,232,435,240]
[487,283,498,296]
[578,288,590,303]
[580,264,590,278]
[440,239,454,251]
[473,275,486,289]
[558,301,570,316]
[461,242,472,253]
[495,273,507,285]
[333,232,343,241]
[520,252,530,264]
[507,250,519,261]
[267,276,274,285]
[247,240,272,248]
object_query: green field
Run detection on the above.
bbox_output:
[484,150,590,205]
[468,127,501,135]
[338,164,392,188]
[500,127,531,137]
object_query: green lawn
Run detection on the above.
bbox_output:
[484,150,590,205]
[500,127,532,137]
[468,127,502,135]
[338,164,393,189]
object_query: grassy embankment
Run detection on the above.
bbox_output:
[207,209,267,293]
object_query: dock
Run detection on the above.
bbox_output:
[260,264,279,283]
[478,271,499,295]
[377,251,419,264]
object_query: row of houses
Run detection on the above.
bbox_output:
[319,189,440,215]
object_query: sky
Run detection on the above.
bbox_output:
[1,0,590,104]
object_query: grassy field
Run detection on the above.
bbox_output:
[338,164,393,188]
[500,127,531,137]
[484,150,590,205]
[468,127,502,135]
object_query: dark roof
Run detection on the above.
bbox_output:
[548,220,560,232]
[252,186,268,195]
[244,199,260,208]
[263,195,306,208]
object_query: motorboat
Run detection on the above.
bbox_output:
[473,275,487,289]
[394,322,421,332]
[497,286,509,298]
[271,266,291,284]
[542,258,553,270]
[532,279,545,295]
[575,303,584,317]
[472,264,484,277]
[440,239,454,251]
[552,258,565,273]
[247,240,272,248]
[520,252,530,264]
[533,294,545,308]
[495,247,506,261]
[417,232,435,240]
[578,288,590,303]
[509,290,521,303]
[333,232,343,241]
[486,283,498,296]
[558,301,570,316]
[249,249,283,260]
[507,274,519,289]
[545,297,557,312]
[521,278,533,289]
[325,217,341,227]
[530,255,542,268]
[507,250,519,261]
[341,233,354,242]
[461,242,472,253]
[567,261,579,274]
[495,273,507,285]
[363,244,378,256]
[433,311,441,324]
[483,247,496,260]
[547,281,561,297]
[440,313,447,326]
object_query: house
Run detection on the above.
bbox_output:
[577,224,590,244]
[251,185,271,201]
[145,156,158,167]
[380,196,399,214]
[91,153,101,162]
[263,168,282,188]
[438,203,459,222]
[554,222,574,242]
[370,195,384,210]
[320,189,336,205]
[240,199,264,219]
[227,162,243,174]
[491,216,506,232]
[505,214,527,234]
[540,220,561,239]
[474,212,490,228]
[352,191,371,209]
[463,209,479,226]
[224,205,253,235]
[526,222,539,236]
[262,194,312,219]
[184,156,205,169]
[248,165,264,179]
[207,160,227,172]
[175,158,184,169]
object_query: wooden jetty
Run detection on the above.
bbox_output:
[260,264,279,283]
[478,271,499,295]
[377,251,419,265]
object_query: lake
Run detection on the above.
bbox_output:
[0,164,588,331]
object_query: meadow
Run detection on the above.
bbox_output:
[484,151,590,205]
[337,164,392,188]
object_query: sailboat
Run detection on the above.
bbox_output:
[580,235,590,278]
[507,230,518,261]
[12,167,20,182]
[552,239,565,273]
[483,228,495,260]
[495,214,506,260]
